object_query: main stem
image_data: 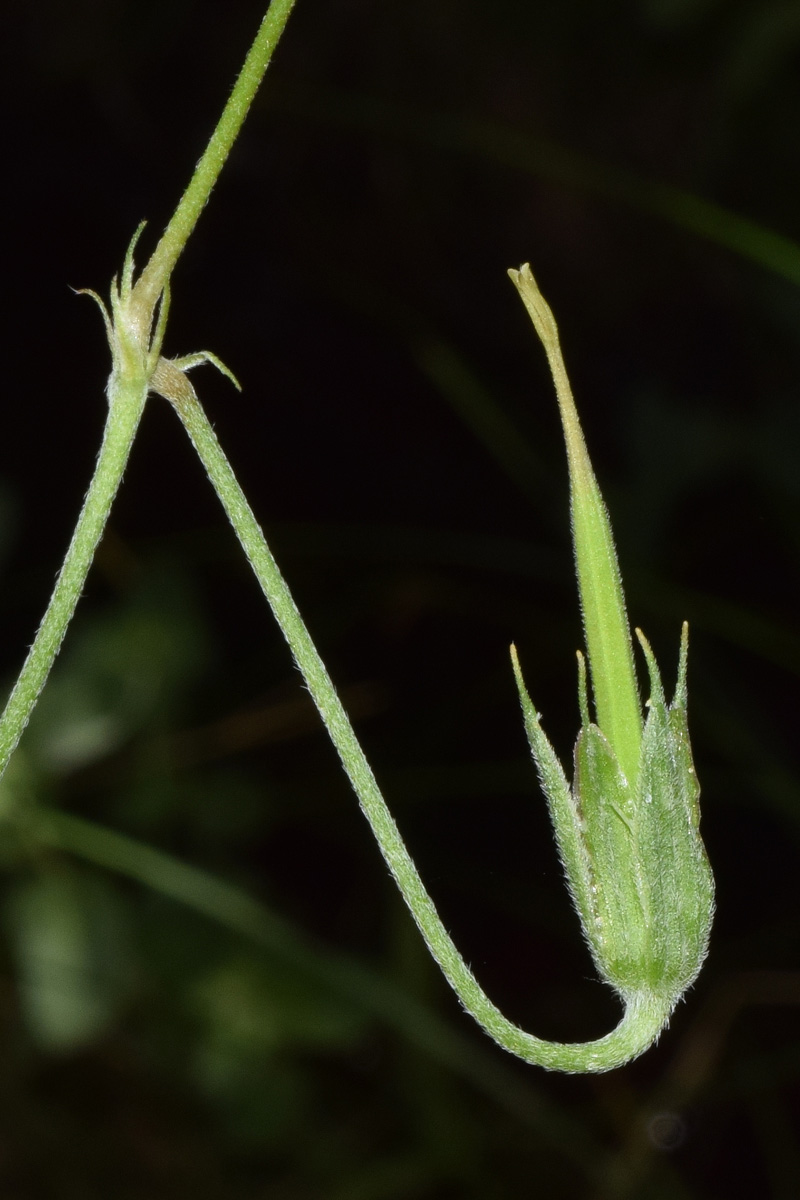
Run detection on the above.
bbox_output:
[0,376,148,778]
[166,384,669,1073]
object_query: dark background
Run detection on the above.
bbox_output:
[2,0,800,1195]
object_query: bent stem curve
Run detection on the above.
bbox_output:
[164,381,671,1073]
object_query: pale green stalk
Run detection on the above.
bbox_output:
[162,380,673,1073]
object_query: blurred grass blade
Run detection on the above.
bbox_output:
[5,867,132,1051]
[271,87,800,286]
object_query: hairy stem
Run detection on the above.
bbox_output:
[133,0,297,319]
[0,376,148,779]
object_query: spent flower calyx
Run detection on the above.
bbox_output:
[508,264,714,1053]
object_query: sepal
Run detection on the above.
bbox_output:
[512,626,714,1011]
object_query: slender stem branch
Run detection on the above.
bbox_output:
[0,378,148,779]
[165,385,669,1073]
[133,0,297,319]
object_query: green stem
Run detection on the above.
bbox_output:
[165,383,668,1072]
[0,377,148,779]
[133,0,297,320]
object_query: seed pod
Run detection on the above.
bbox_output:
[508,263,714,1049]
